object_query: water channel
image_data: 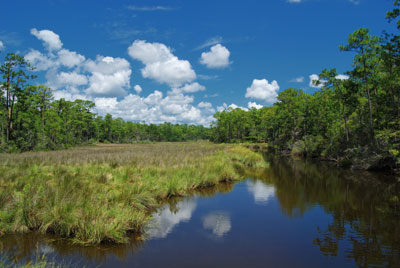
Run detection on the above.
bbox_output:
[1,155,399,267]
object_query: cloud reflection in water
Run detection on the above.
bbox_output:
[246,180,275,205]
[147,199,197,239]
[203,212,231,237]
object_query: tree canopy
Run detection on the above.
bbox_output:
[211,2,400,166]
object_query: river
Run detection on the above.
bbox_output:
[1,154,399,267]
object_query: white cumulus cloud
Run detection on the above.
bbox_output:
[0,41,4,51]
[309,74,348,88]
[52,71,88,87]
[198,101,215,114]
[26,29,217,125]
[27,29,131,98]
[172,82,206,94]
[25,49,57,71]
[134,85,142,94]
[52,89,87,101]
[245,79,279,104]
[309,74,327,88]
[84,56,131,97]
[94,89,215,125]
[25,48,86,71]
[217,103,248,112]
[128,40,196,87]
[335,74,350,80]
[200,44,231,69]
[30,28,63,51]
[248,102,263,109]
[57,49,85,68]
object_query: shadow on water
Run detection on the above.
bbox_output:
[259,153,400,268]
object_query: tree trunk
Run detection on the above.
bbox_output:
[5,68,10,143]
[363,59,375,145]
[9,93,16,139]
[41,89,47,145]
[341,97,349,143]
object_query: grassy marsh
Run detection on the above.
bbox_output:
[0,142,267,245]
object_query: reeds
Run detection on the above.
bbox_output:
[0,142,267,244]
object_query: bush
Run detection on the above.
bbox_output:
[291,135,324,157]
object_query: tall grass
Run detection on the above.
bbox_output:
[0,142,267,244]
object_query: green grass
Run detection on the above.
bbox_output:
[0,142,267,245]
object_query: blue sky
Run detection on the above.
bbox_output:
[0,0,397,125]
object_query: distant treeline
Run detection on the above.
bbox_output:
[0,55,210,152]
[211,3,400,164]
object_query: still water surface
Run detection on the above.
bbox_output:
[1,155,399,267]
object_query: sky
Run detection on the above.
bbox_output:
[0,0,397,125]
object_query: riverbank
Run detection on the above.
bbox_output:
[0,142,267,245]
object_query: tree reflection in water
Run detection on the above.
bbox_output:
[0,232,144,265]
[260,154,400,268]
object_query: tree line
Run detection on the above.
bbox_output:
[2,1,400,163]
[0,54,210,152]
[211,2,400,165]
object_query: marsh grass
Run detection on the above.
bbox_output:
[0,142,267,245]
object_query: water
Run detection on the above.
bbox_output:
[1,155,399,267]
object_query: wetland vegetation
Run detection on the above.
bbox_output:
[0,143,267,245]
